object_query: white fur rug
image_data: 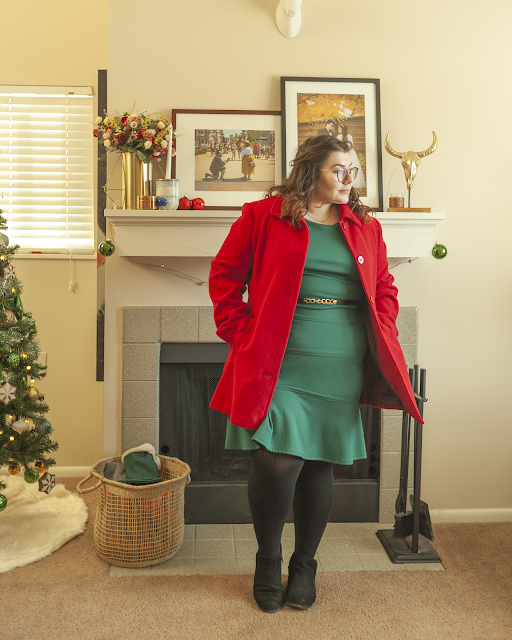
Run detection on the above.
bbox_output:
[0,475,88,573]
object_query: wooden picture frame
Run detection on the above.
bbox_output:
[171,109,281,211]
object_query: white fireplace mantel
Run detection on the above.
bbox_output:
[105,209,445,259]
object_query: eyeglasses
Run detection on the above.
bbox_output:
[320,167,359,183]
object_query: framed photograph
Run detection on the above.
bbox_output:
[171,109,281,210]
[281,77,383,211]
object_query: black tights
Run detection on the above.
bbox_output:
[247,446,334,558]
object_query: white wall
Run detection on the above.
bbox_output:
[0,0,107,466]
[104,0,512,512]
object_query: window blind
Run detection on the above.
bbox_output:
[0,86,94,254]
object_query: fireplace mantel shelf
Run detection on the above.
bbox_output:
[105,209,445,259]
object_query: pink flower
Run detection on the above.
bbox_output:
[171,147,176,157]
[102,131,111,139]
[93,129,100,137]
[111,138,119,146]
[130,121,138,129]
[156,145,163,153]
[129,133,137,141]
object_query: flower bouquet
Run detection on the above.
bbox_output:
[93,108,176,163]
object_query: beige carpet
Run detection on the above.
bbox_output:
[2,478,511,640]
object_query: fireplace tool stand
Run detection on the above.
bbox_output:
[377,366,442,564]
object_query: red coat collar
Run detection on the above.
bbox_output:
[267,196,362,227]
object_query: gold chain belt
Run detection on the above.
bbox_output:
[301,298,357,305]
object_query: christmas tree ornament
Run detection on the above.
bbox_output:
[24,468,40,483]
[0,381,17,404]
[7,353,20,367]
[15,294,23,313]
[8,463,21,475]
[98,239,115,257]
[192,198,205,210]
[35,461,46,473]
[20,352,28,361]
[25,385,40,400]
[432,243,448,260]
[38,470,56,494]
[12,419,30,432]
[0,495,7,511]
[2,262,15,278]
[1,308,17,327]
[36,419,52,435]
[0,254,8,268]
[0,233,8,245]
[155,196,168,208]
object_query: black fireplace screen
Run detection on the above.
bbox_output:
[159,345,380,483]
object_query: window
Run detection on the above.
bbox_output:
[0,86,94,254]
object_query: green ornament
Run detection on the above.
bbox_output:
[24,468,40,483]
[0,495,7,512]
[36,419,52,435]
[16,294,23,314]
[98,239,115,257]
[1,234,8,246]
[432,243,448,260]
[8,353,20,367]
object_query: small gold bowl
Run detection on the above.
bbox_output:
[137,196,157,210]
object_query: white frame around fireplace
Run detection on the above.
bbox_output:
[105,209,445,259]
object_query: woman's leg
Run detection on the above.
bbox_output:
[248,447,304,556]
[292,460,335,557]
[285,460,334,610]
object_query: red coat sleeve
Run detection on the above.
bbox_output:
[373,219,399,338]
[209,203,255,347]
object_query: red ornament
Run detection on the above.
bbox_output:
[192,198,205,210]
[179,197,192,210]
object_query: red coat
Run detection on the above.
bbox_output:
[209,196,423,428]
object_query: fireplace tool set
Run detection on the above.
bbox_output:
[377,365,442,563]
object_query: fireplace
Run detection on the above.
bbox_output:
[121,305,418,525]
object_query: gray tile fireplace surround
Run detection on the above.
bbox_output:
[122,306,418,525]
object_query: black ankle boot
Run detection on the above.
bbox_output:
[253,551,284,613]
[285,551,317,609]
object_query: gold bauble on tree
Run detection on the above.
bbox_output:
[35,461,47,473]
[25,386,40,400]
[8,463,21,475]
[1,308,17,327]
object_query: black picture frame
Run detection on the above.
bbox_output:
[281,77,383,211]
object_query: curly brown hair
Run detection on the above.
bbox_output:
[265,136,373,226]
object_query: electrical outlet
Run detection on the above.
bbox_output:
[39,352,48,366]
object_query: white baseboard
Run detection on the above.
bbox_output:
[429,509,512,523]
[1,465,91,478]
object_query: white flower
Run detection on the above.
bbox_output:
[95,116,103,124]
[102,131,111,139]
[131,113,137,119]
[104,139,111,148]
[161,140,168,149]
[144,140,152,149]
[154,151,161,156]
[103,117,109,124]
[165,134,170,142]
[130,121,138,129]
[158,121,165,129]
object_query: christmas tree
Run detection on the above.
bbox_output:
[0,209,58,511]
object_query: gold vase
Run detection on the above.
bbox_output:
[121,153,153,210]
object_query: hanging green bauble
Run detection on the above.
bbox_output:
[0,495,7,512]
[432,243,448,260]
[98,239,115,257]
[16,294,23,314]
[24,468,40,483]
[7,353,20,367]
[0,234,9,246]
[36,419,52,435]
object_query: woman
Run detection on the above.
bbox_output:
[337,122,366,191]
[240,141,255,180]
[209,136,421,613]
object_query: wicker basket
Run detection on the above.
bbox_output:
[77,455,191,567]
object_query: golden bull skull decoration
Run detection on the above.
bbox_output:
[385,131,438,192]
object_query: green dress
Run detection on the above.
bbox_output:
[225,219,368,465]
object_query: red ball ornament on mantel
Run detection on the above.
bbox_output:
[178,196,192,210]
[192,198,205,210]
